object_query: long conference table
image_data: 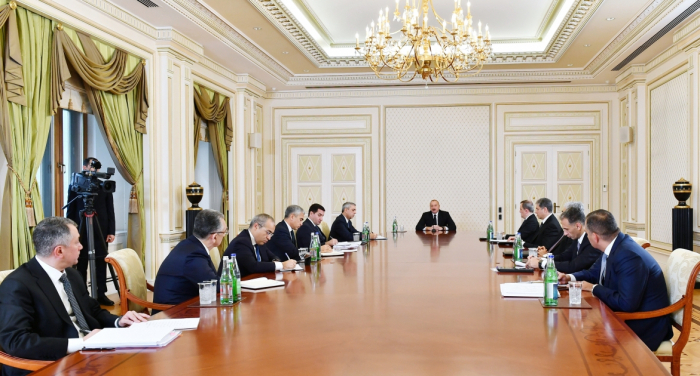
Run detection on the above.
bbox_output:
[32,231,670,375]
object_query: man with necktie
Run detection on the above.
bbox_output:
[508,200,538,243]
[221,214,296,277]
[558,210,672,351]
[330,202,377,242]
[415,200,457,231]
[526,202,601,273]
[0,217,148,376]
[297,204,338,252]
[522,197,564,252]
[267,205,306,261]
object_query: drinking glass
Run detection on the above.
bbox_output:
[400,225,405,232]
[298,248,309,263]
[353,233,361,241]
[198,282,211,305]
[568,281,582,305]
[207,280,217,304]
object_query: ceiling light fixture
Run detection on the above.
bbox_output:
[253,27,262,30]
[282,51,289,54]
[584,44,591,47]
[356,0,493,82]
[303,69,309,72]
[606,17,615,21]
[567,64,573,66]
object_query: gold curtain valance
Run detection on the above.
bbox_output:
[193,84,233,151]
[51,27,149,133]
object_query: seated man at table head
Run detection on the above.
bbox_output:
[267,205,305,261]
[558,210,672,351]
[415,200,457,232]
[522,197,563,252]
[0,217,148,376]
[222,214,297,277]
[330,202,377,242]
[153,209,225,307]
[297,203,337,253]
[508,200,538,242]
[526,202,602,273]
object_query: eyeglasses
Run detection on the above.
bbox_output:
[211,229,229,235]
[265,229,274,237]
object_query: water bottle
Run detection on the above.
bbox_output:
[231,254,242,302]
[363,222,370,242]
[513,233,522,261]
[544,254,558,306]
[392,216,398,233]
[487,221,494,240]
[313,232,322,261]
[310,234,318,262]
[219,257,233,304]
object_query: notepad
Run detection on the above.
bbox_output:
[240,277,285,290]
[500,283,544,298]
[82,327,180,349]
[336,241,362,247]
[130,318,200,331]
[320,250,344,257]
[374,235,387,240]
[281,264,304,271]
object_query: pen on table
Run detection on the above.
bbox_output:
[285,253,290,260]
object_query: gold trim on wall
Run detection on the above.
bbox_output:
[281,114,372,135]
[504,111,601,132]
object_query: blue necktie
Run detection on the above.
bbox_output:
[255,245,261,262]
[348,220,351,229]
[599,253,608,285]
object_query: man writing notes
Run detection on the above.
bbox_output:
[154,209,225,308]
[508,200,538,243]
[222,214,297,277]
[297,204,338,253]
[523,198,564,253]
[526,202,602,273]
[330,202,376,242]
[0,217,148,376]
[267,205,305,261]
[558,210,673,351]
[415,200,457,232]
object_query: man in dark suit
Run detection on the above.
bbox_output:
[0,217,148,376]
[153,209,226,308]
[66,157,116,306]
[221,214,297,277]
[415,200,457,231]
[267,205,305,261]
[559,210,673,351]
[297,203,338,252]
[508,200,538,243]
[523,197,563,251]
[330,202,376,242]
[526,202,602,273]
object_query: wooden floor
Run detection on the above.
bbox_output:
[97,290,700,375]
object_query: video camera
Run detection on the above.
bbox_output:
[70,159,116,194]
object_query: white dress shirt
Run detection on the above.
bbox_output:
[568,235,617,293]
[35,257,120,354]
[539,232,586,269]
[249,231,282,270]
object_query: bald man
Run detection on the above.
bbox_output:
[415,200,457,231]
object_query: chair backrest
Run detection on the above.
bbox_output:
[210,247,221,271]
[665,248,700,326]
[106,248,146,312]
[0,270,14,285]
[630,236,651,249]
[320,221,331,240]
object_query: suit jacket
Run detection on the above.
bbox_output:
[572,233,673,351]
[516,214,539,244]
[551,234,602,274]
[524,214,563,250]
[297,218,328,249]
[267,220,301,261]
[329,214,358,242]
[153,236,217,307]
[0,258,119,376]
[221,230,280,277]
[415,210,457,231]
[66,187,115,257]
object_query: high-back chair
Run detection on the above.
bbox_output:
[105,248,173,315]
[615,248,700,376]
[320,221,331,241]
[210,247,222,272]
[0,270,13,285]
[630,236,651,249]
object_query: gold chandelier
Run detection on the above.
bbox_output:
[355,0,493,82]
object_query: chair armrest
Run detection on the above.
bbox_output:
[146,282,155,291]
[615,298,685,321]
[126,291,174,312]
[0,351,52,371]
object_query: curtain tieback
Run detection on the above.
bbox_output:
[6,164,36,227]
[129,169,143,214]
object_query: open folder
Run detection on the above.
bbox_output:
[82,327,180,349]
[240,277,285,290]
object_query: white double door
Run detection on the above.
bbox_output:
[514,144,590,229]
[290,147,363,228]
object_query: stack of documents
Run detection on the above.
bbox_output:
[131,318,200,331]
[82,327,180,349]
[500,283,545,298]
[320,250,344,257]
[334,242,361,252]
[240,277,285,290]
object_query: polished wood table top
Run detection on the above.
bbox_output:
[32,231,669,375]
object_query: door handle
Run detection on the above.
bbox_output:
[553,203,559,213]
[56,163,66,174]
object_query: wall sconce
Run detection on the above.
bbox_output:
[620,126,633,144]
[248,133,262,149]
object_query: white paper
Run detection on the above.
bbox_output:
[320,250,344,257]
[240,277,285,289]
[336,241,362,247]
[514,261,527,267]
[82,327,176,349]
[374,235,387,240]
[281,264,303,271]
[130,318,200,331]
[499,283,544,298]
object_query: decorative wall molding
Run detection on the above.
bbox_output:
[281,115,372,135]
[156,27,204,56]
[158,231,186,243]
[623,221,646,232]
[504,111,601,132]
